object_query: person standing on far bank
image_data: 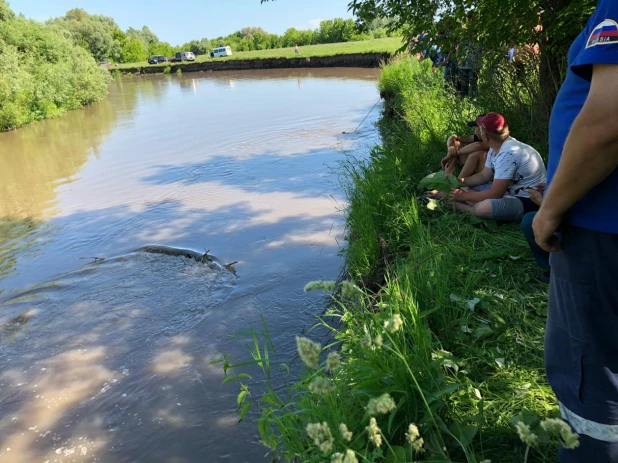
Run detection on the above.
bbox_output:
[534,0,618,461]
[295,44,300,54]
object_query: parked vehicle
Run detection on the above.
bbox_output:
[210,46,232,58]
[99,61,113,67]
[148,55,169,64]
[174,52,196,62]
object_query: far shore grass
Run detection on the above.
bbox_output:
[115,37,404,69]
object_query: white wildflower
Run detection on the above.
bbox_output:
[374,334,383,348]
[406,423,424,453]
[366,417,382,447]
[304,280,337,293]
[306,422,334,455]
[339,423,353,442]
[308,376,334,394]
[341,281,362,298]
[343,449,358,463]
[319,439,334,454]
[326,352,341,372]
[384,314,403,333]
[360,332,372,349]
[366,393,396,416]
[296,336,322,369]
[332,449,358,463]
[515,421,538,446]
[541,418,580,450]
[406,423,419,441]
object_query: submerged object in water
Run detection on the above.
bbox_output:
[138,245,235,274]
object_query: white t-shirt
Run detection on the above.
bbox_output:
[485,137,547,198]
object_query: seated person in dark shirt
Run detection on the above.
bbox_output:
[441,114,489,178]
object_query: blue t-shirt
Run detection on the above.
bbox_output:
[547,0,618,233]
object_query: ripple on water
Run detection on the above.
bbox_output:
[0,252,240,463]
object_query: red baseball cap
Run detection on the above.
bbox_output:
[481,112,507,133]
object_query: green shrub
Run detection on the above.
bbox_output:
[175,67,182,75]
[0,2,111,131]
[163,65,171,75]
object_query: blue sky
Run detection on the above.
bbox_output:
[9,0,354,45]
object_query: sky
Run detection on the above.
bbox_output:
[8,0,355,45]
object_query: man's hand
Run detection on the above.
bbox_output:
[533,208,563,252]
[524,188,543,206]
[525,183,546,206]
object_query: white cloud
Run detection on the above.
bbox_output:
[296,18,322,31]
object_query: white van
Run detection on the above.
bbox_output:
[210,46,232,58]
[175,51,196,62]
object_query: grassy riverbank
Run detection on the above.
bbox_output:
[223,56,560,462]
[115,37,403,69]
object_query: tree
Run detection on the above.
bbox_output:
[0,2,110,131]
[109,27,126,62]
[0,0,15,21]
[122,37,148,62]
[49,9,120,62]
[181,38,211,55]
[348,0,596,117]
[64,7,89,22]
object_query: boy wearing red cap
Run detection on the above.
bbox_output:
[449,112,547,222]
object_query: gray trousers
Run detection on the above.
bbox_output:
[546,225,618,461]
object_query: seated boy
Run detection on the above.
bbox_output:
[449,112,547,223]
[442,114,489,178]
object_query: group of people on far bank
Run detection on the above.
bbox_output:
[423,1,618,461]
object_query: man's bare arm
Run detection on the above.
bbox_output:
[451,179,510,203]
[459,166,493,187]
[534,64,618,251]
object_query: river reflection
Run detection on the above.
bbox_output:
[0,68,380,463]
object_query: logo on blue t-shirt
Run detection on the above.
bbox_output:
[586,19,618,48]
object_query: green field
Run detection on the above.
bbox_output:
[115,37,404,69]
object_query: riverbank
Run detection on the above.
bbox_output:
[226,57,560,462]
[113,38,401,75]
[116,53,391,75]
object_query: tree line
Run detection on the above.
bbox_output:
[47,9,398,63]
[0,1,111,131]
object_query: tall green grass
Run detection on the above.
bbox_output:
[221,56,562,462]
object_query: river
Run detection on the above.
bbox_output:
[0,68,381,462]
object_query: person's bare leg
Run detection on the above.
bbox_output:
[453,199,492,218]
[459,150,485,178]
[476,151,487,174]
[454,201,473,212]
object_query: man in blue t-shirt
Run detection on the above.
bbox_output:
[533,0,618,460]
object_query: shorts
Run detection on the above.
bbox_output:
[471,183,539,222]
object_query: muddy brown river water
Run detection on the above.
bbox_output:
[0,68,381,462]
